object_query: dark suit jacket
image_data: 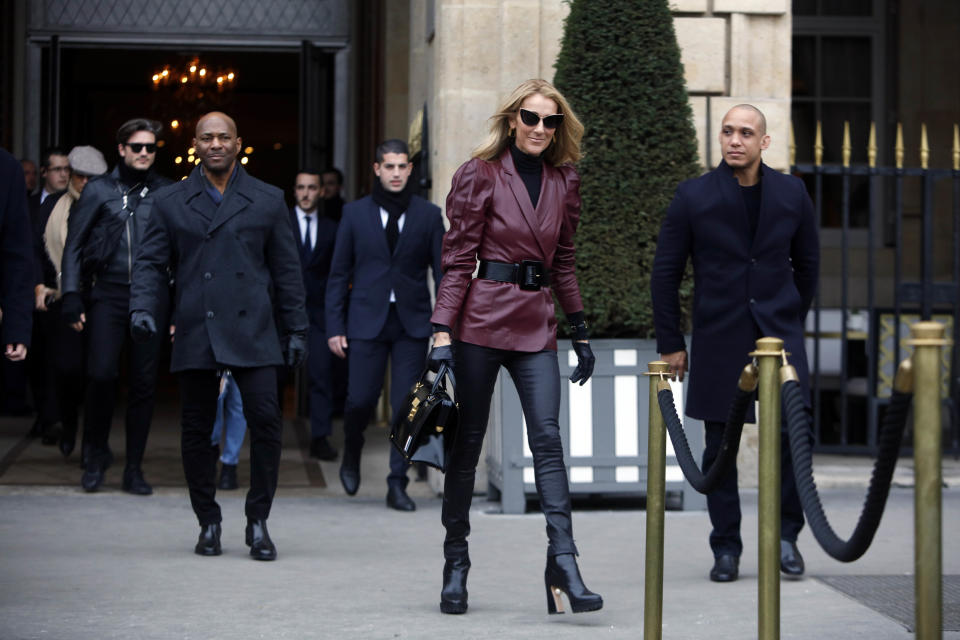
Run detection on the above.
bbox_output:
[0,148,34,347]
[325,194,444,340]
[651,160,820,422]
[289,208,338,328]
[130,165,307,372]
[431,149,584,352]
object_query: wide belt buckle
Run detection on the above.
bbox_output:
[518,259,543,291]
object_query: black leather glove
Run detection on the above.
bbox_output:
[130,311,157,343]
[569,341,595,385]
[61,292,85,325]
[283,332,308,368]
[426,344,455,373]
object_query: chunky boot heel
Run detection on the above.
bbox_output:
[440,557,470,614]
[544,553,603,614]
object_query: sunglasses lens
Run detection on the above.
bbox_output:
[128,143,157,153]
[145,144,157,153]
[519,109,539,127]
[542,114,563,130]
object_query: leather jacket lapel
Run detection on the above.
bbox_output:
[501,149,548,259]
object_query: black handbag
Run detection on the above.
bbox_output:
[389,362,459,472]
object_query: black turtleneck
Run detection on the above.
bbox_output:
[509,142,543,208]
[117,160,150,188]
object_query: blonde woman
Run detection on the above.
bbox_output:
[428,79,601,615]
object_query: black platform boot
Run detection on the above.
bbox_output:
[440,557,470,614]
[544,553,603,614]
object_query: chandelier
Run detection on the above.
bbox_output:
[151,58,237,92]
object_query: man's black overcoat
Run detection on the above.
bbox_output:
[0,148,34,348]
[130,165,307,372]
[651,160,820,422]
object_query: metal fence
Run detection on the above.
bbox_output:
[791,120,959,455]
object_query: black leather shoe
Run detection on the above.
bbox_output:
[386,485,416,511]
[58,435,76,458]
[40,422,62,446]
[194,523,222,556]
[545,553,603,614]
[245,519,277,561]
[80,461,105,492]
[340,464,360,496]
[309,436,338,461]
[780,540,805,577]
[122,465,153,495]
[218,464,238,490]
[440,557,470,614]
[709,554,739,582]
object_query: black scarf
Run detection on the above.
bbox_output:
[117,160,150,188]
[371,179,412,218]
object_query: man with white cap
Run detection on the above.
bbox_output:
[32,145,108,453]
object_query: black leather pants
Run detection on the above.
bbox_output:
[442,341,578,561]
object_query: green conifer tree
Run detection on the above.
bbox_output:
[554,0,700,337]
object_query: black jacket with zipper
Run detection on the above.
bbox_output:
[61,165,173,295]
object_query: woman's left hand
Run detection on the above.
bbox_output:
[569,340,595,385]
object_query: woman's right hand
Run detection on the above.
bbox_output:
[427,334,454,373]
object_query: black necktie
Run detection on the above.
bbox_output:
[302,216,313,262]
[386,211,400,254]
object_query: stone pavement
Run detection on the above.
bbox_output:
[1,409,958,639]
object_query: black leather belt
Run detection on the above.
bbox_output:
[477,259,551,291]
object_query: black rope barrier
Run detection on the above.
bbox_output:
[656,367,756,494]
[782,369,912,562]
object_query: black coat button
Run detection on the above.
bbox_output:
[206,311,214,319]
[204,272,212,280]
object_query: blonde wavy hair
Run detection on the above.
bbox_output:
[472,79,584,166]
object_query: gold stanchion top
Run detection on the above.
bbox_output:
[749,336,784,356]
[920,123,929,170]
[814,121,823,167]
[780,365,799,384]
[647,361,671,374]
[842,121,851,168]
[868,122,877,168]
[738,363,759,391]
[895,123,904,169]
[657,379,672,393]
[894,358,913,394]
[907,321,952,346]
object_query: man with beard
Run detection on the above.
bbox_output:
[60,119,172,493]
[290,169,339,461]
[325,139,444,511]
[130,112,307,560]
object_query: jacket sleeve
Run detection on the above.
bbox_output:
[60,181,103,295]
[430,207,445,293]
[265,198,308,336]
[651,185,691,355]
[324,211,355,337]
[551,165,584,315]
[791,183,819,315]
[0,160,34,347]
[430,158,493,330]
[130,199,173,320]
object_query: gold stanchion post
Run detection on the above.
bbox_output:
[643,361,671,640]
[750,337,784,640]
[908,322,948,639]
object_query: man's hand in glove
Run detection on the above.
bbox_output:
[130,311,157,343]
[284,332,308,368]
[569,340,595,385]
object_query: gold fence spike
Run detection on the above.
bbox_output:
[842,121,851,168]
[921,122,929,170]
[789,122,796,167]
[896,123,904,169]
[814,121,823,167]
[868,122,877,168]
[953,124,959,171]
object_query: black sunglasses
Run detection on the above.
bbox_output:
[519,108,564,130]
[126,143,157,153]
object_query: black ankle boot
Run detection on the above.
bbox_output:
[440,557,470,614]
[245,519,277,561]
[544,553,603,614]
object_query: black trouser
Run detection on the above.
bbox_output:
[343,305,428,489]
[31,308,59,428]
[51,298,86,442]
[179,366,281,526]
[83,280,162,467]
[703,412,807,557]
[442,341,578,561]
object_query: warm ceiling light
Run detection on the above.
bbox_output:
[216,77,224,84]
[170,120,179,129]
[187,147,195,155]
[244,146,253,154]
[152,74,160,82]
[174,156,183,164]
[273,142,282,150]
[157,140,165,148]
[194,158,201,165]
[227,72,235,80]
[187,155,194,163]
[161,69,169,77]
[181,76,188,84]
[240,157,249,165]
[189,65,197,73]
[199,69,207,77]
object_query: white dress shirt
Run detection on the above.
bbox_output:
[295,206,319,249]
[379,207,405,303]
